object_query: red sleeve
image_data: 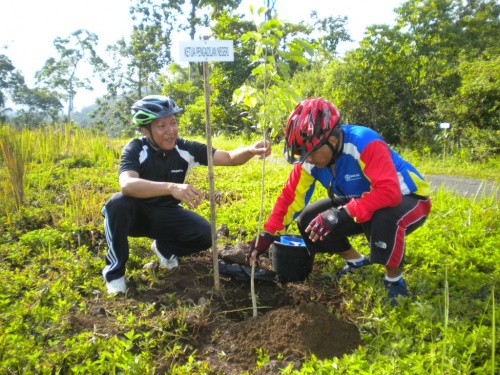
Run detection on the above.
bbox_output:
[345,140,402,222]
[264,163,315,235]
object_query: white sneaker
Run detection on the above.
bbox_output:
[151,241,179,270]
[106,276,126,295]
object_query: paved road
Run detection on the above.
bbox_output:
[267,157,498,199]
[427,174,499,199]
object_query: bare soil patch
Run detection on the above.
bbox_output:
[72,245,362,374]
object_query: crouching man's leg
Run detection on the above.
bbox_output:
[367,195,431,305]
[101,193,145,294]
[147,204,212,268]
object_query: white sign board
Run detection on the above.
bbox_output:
[179,40,234,62]
[439,122,450,129]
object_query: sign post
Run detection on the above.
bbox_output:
[439,122,450,163]
[179,39,234,63]
[179,39,234,291]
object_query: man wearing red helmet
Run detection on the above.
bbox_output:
[248,97,431,305]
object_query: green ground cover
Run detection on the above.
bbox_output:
[0,126,498,374]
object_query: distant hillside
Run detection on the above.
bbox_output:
[73,104,97,126]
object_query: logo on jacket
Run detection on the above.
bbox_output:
[344,173,362,182]
[374,241,387,249]
[171,169,184,173]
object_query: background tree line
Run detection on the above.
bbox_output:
[0,0,498,158]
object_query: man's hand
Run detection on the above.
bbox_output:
[171,183,205,209]
[305,207,350,242]
[213,140,271,166]
[247,232,276,266]
[249,140,272,159]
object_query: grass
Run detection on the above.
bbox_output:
[398,147,500,182]
[0,125,498,374]
[0,127,27,211]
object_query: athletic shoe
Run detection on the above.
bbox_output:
[106,276,127,295]
[334,256,371,278]
[384,277,409,306]
[151,240,179,270]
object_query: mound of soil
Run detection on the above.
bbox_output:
[75,244,362,374]
[199,300,361,374]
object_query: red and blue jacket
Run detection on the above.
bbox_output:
[264,125,431,235]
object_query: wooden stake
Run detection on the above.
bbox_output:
[251,261,257,317]
[203,57,220,291]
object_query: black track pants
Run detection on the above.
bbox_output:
[296,195,431,267]
[101,193,212,282]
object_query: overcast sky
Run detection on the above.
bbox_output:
[1,0,404,110]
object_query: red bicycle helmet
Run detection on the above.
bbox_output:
[284,97,341,164]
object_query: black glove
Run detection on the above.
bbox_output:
[247,232,276,265]
[308,207,350,237]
